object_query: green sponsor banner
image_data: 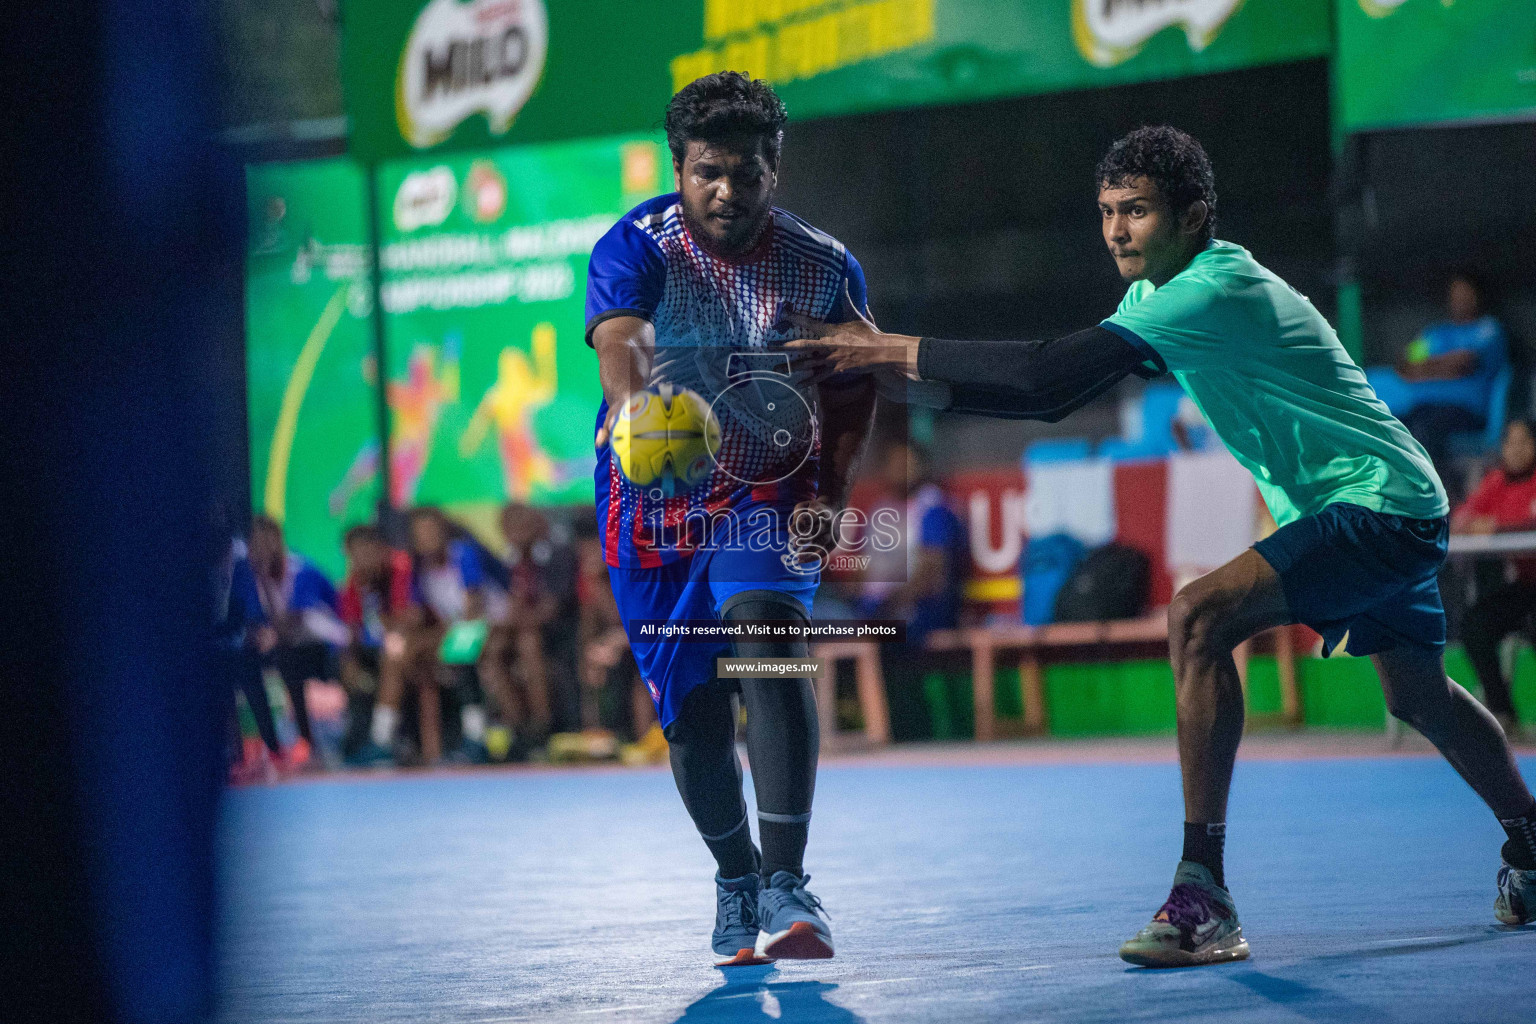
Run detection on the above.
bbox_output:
[246,158,381,579]
[342,0,1330,162]
[376,132,664,519]
[1338,0,1536,130]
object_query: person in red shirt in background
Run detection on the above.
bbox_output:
[337,524,416,764]
[1455,419,1536,733]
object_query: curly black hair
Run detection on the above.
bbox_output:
[1096,126,1217,241]
[665,71,788,167]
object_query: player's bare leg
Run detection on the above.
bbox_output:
[1170,551,1293,824]
[414,671,443,765]
[1374,646,1532,816]
[406,627,445,764]
[513,625,553,737]
[1121,549,1292,967]
[478,626,522,733]
[1373,646,1536,924]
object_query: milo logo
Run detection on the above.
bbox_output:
[1073,0,1243,68]
[393,166,457,232]
[396,0,549,149]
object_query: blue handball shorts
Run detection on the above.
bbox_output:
[1253,502,1448,658]
[607,510,818,728]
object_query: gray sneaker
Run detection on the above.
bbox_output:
[712,872,763,961]
[755,871,833,960]
[1495,860,1536,926]
[1119,861,1250,968]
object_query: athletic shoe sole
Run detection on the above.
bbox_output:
[1119,935,1250,969]
[1494,903,1529,926]
[756,921,834,960]
[715,947,776,967]
[1496,865,1534,925]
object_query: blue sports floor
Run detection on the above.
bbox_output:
[218,748,1536,1024]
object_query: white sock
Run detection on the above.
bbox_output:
[370,705,398,747]
[461,704,487,743]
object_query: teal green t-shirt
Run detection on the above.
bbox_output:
[1103,240,1447,527]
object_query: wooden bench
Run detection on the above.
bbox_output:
[812,617,1302,746]
[810,640,890,747]
[924,613,1301,741]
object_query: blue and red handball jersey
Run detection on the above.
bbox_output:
[585,193,869,569]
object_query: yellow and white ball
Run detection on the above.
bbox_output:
[610,384,721,495]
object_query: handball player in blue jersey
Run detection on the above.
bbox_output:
[586,73,876,963]
[788,126,1536,965]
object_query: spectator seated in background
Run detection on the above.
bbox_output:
[395,506,507,764]
[1372,272,1510,488]
[856,441,969,741]
[234,515,346,768]
[1454,418,1536,734]
[336,524,415,765]
[483,502,578,749]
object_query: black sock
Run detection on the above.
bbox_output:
[759,816,809,881]
[702,817,761,879]
[1182,822,1226,888]
[1500,802,1536,870]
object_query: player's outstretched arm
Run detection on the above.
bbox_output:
[592,315,655,446]
[786,318,1153,424]
[924,329,1153,423]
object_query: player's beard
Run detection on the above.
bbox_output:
[681,201,772,261]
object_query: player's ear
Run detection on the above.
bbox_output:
[1181,200,1209,239]
[672,159,684,192]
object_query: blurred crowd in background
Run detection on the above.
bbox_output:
[216,438,973,781]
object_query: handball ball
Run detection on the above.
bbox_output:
[610,384,721,495]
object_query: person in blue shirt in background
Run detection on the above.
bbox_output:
[1374,272,1510,494]
[858,441,969,740]
[233,515,345,768]
[219,533,284,778]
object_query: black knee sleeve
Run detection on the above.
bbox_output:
[721,589,812,661]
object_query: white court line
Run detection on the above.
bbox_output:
[1369,935,1460,946]
[574,1005,659,1015]
[950,964,1054,974]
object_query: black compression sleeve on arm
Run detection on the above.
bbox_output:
[919,326,1157,423]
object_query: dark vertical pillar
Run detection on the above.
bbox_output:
[364,164,398,534]
[0,1,236,1021]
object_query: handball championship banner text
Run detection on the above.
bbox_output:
[340,0,1330,161]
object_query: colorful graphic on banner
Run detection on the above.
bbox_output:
[342,0,1329,161]
[246,159,379,579]
[374,132,664,512]
[1338,0,1536,130]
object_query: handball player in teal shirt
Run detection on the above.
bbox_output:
[788,126,1536,965]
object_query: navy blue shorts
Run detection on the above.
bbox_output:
[608,508,818,729]
[1253,502,1448,657]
